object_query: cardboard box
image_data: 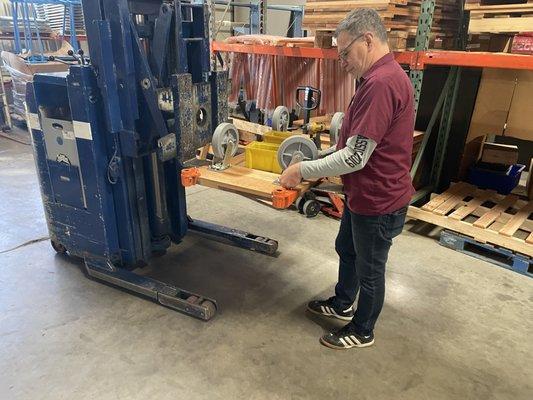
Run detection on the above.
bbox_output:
[480,142,519,165]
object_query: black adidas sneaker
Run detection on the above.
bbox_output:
[307,297,354,321]
[320,324,374,350]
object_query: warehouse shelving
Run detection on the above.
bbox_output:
[212,41,533,71]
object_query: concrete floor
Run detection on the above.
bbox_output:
[0,135,532,400]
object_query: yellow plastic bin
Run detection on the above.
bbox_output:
[263,130,292,145]
[245,141,282,174]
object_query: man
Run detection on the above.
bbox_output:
[280,8,415,350]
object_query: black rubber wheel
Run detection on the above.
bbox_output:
[303,199,321,218]
[51,240,67,254]
[303,191,317,201]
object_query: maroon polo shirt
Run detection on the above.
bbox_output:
[336,52,415,215]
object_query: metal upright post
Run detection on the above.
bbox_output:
[409,0,436,116]
[259,0,267,34]
[12,1,21,54]
[428,2,468,191]
[287,6,303,38]
[410,0,468,198]
[68,3,79,52]
[206,0,217,71]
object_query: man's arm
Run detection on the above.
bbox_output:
[300,135,377,179]
[318,145,336,158]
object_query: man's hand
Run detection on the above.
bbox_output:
[279,163,303,189]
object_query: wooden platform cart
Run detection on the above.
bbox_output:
[180,117,329,216]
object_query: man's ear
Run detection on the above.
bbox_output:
[364,32,372,47]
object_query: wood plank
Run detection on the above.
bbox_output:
[407,206,533,257]
[526,231,533,244]
[197,144,211,160]
[465,3,533,11]
[473,194,519,228]
[231,152,245,166]
[448,189,495,220]
[231,118,272,136]
[433,184,476,216]
[468,16,533,33]
[196,164,314,199]
[305,12,396,23]
[306,0,390,7]
[499,201,533,237]
[469,208,533,235]
[421,182,469,212]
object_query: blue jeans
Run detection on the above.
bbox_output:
[333,205,407,335]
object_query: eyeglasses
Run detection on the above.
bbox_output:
[338,34,364,61]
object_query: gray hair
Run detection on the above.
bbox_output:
[334,8,388,42]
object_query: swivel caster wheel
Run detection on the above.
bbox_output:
[211,122,239,159]
[303,199,321,218]
[329,112,344,145]
[277,136,318,170]
[51,240,67,254]
[272,106,290,131]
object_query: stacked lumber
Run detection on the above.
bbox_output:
[466,0,533,34]
[303,0,461,48]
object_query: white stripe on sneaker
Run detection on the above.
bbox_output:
[344,336,354,346]
[350,335,362,345]
[339,337,349,348]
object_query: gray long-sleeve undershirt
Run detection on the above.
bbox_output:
[299,135,377,180]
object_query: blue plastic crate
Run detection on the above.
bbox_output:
[467,163,525,194]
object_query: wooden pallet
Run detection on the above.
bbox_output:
[465,1,533,33]
[439,230,532,277]
[408,182,533,257]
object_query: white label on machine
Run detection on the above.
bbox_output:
[73,121,93,140]
[27,113,41,130]
[63,130,75,140]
